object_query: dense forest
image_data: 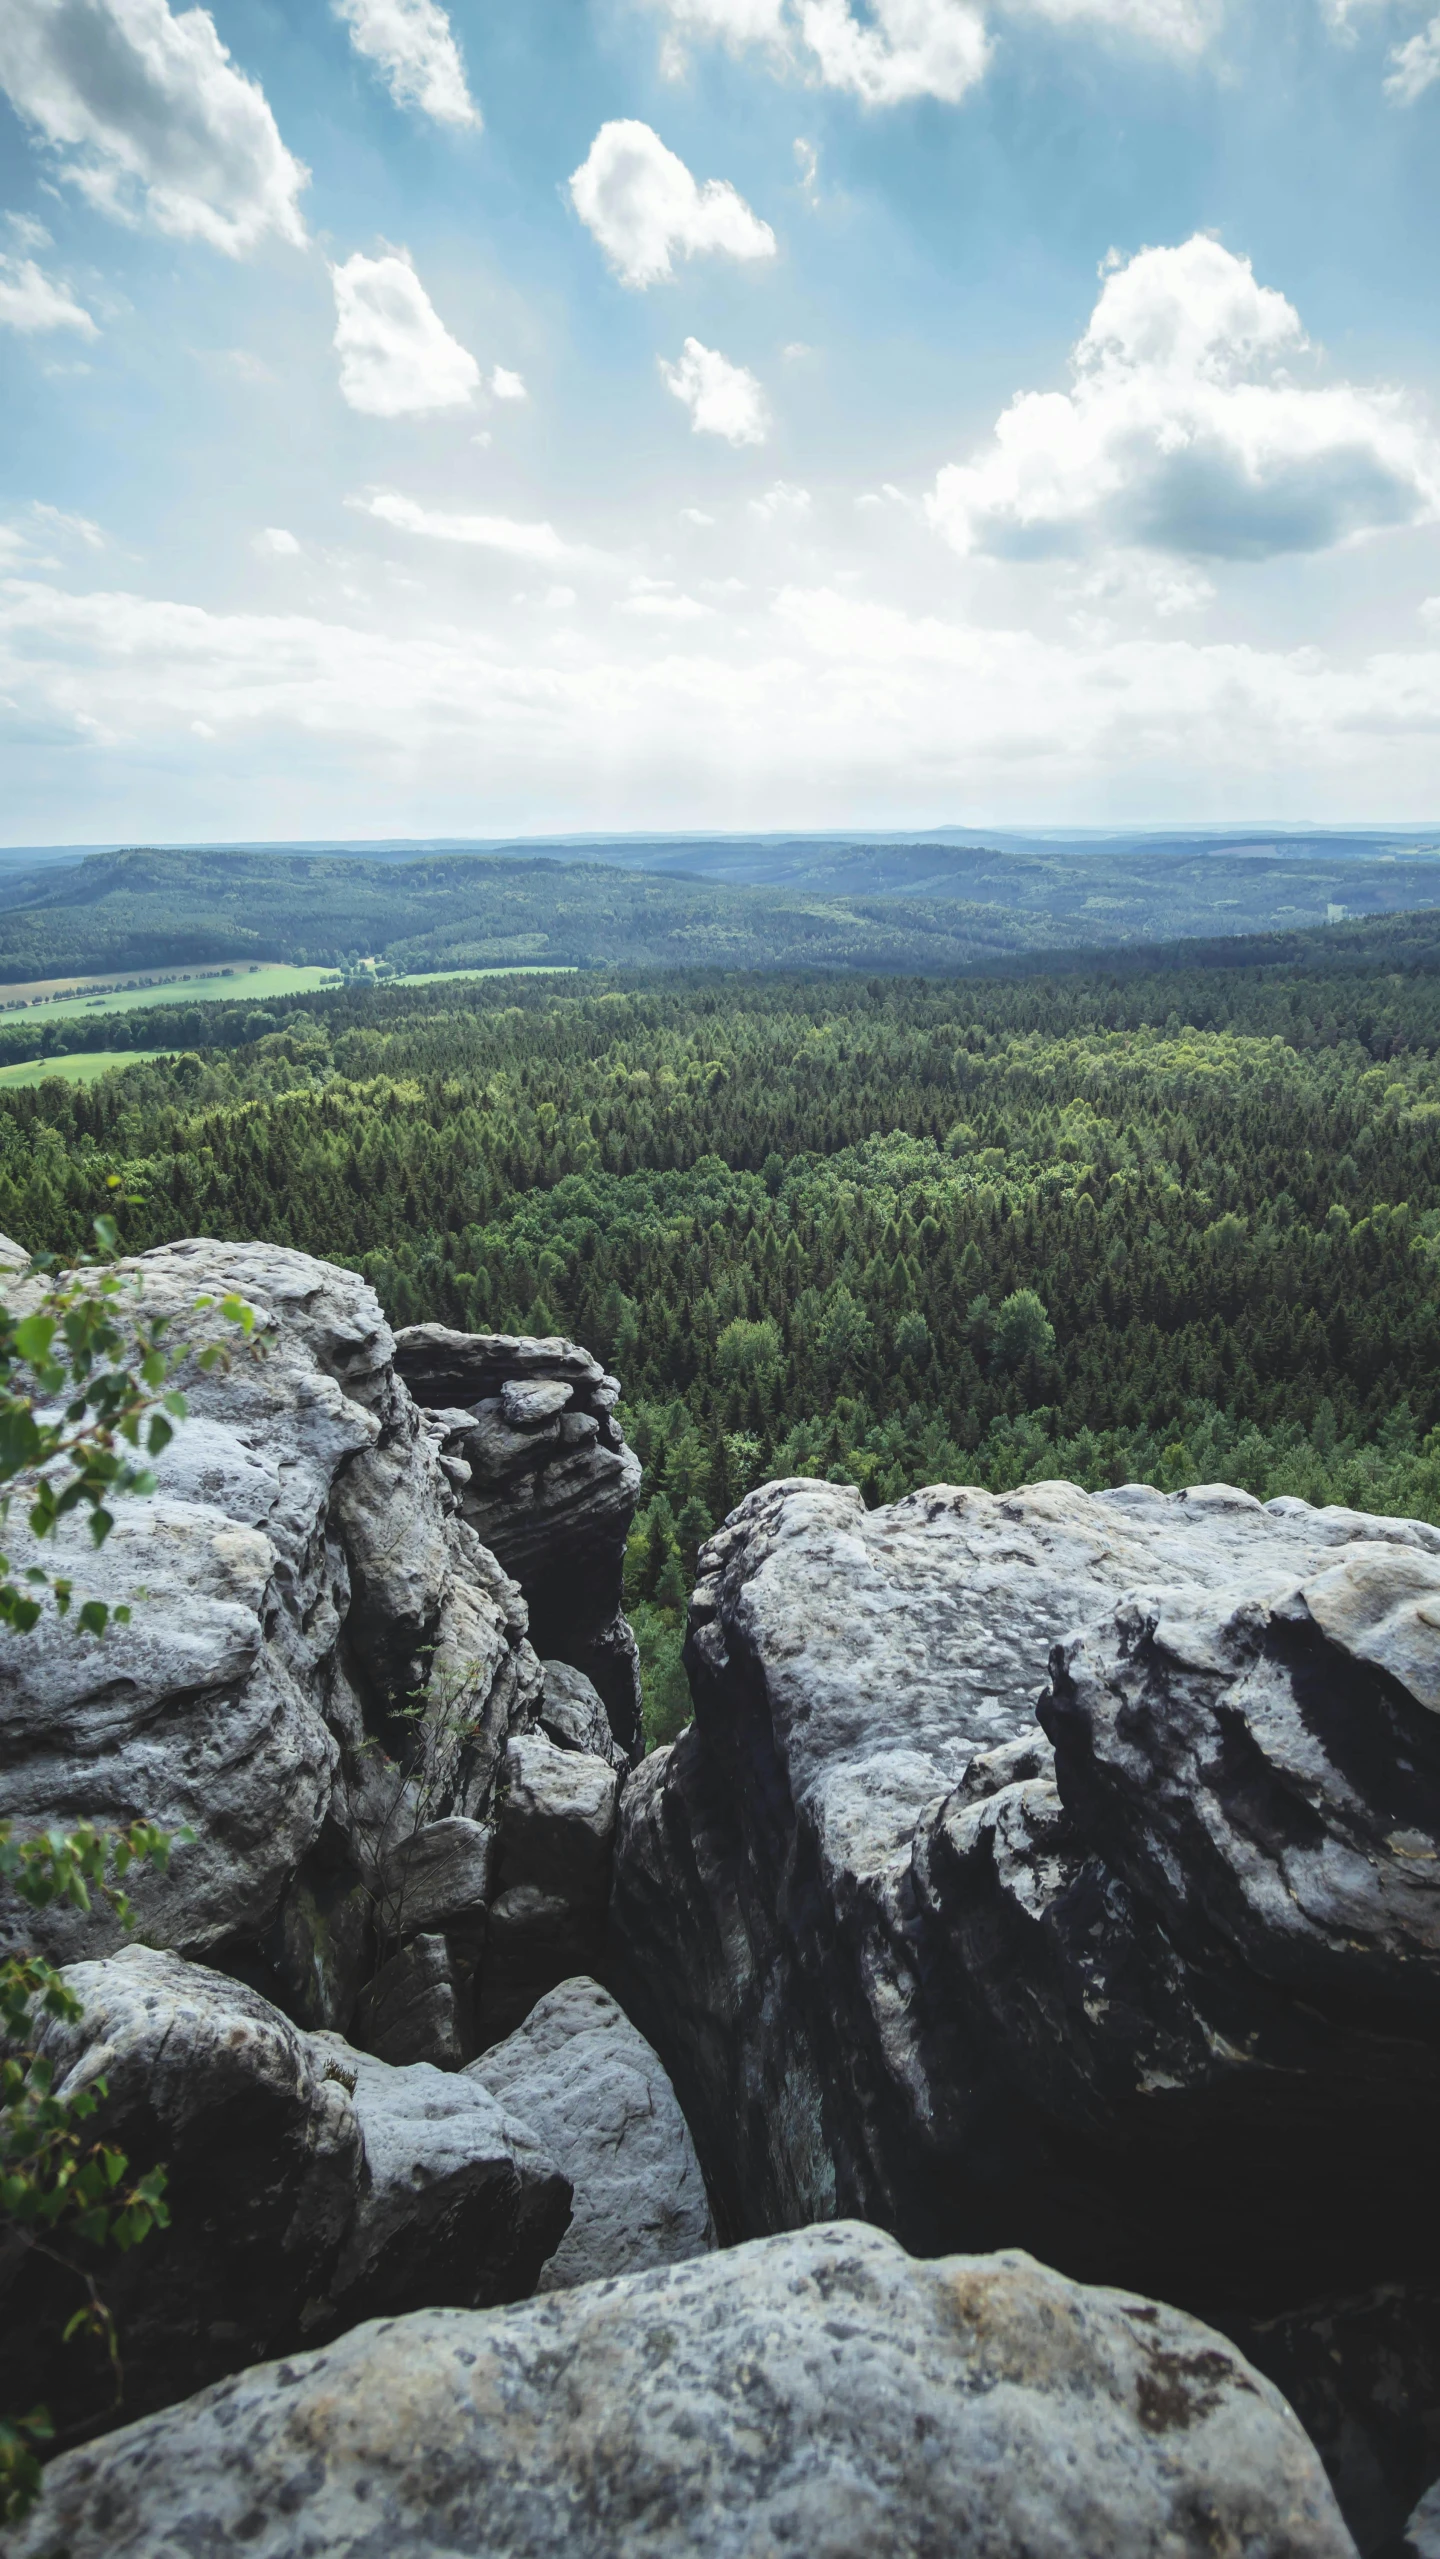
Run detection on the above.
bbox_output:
[4,918,1440,1737]
[5,839,1440,989]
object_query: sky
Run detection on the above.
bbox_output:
[2,0,1440,841]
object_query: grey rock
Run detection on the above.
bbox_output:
[319,2042,571,2319]
[12,2221,1356,2559]
[354,1934,461,2068]
[538,1658,627,1769]
[474,1733,618,2041]
[495,1731,618,1904]
[468,1977,713,2290]
[501,1377,573,1428]
[371,1816,494,1945]
[394,1323,643,1755]
[612,1475,1440,2302]
[1405,2479,1440,2558]
[0,1243,542,1991]
[0,1946,568,2437]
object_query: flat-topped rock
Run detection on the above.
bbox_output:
[611,1475,1440,2451]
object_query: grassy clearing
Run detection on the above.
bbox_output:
[0,1050,173,1088]
[0,963,336,1031]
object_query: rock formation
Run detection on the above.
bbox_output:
[10,2222,1354,2559]
[468,1976,714,2289]
[0,1243,642,2064]
[610,1475,1440,2541]
[0,1946,569,2434]
[393,1323,643,1756]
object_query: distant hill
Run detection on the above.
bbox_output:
[4,840,1440,985]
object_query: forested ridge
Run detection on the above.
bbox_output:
[5,924,1440,1735]
[5,839,1440,988]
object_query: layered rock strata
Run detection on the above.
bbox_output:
[610,1476,1440,2537]
[393,1323,643,1757]
[10,2221,1354,2559]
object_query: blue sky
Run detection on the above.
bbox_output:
[2,0,1439,841]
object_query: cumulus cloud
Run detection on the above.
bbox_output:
[253,526,301,556]
[1386,13,1440,97]
[661,338,770,443]
[927,235,1440,563]
[0,0,308,254]
[568,121,775,288]
[331,249,480,417]
[351,489,579,562]
[491,365,528,401]
[646,0,1213,101]
[333,0,479,127]
[0,251,96,334]
[798,0,989,103]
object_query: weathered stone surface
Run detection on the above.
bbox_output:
[0,1243,542,1990]
[472,1735,621,2043]
[611,1476,1440,2368]
[394,1323,643,1755]
[371,1815,494,1945]
[468,1977,713,2290]
[318,2042,570,2319]
[495,1731,619,1903]
[353,1933,462,2068]
[0,1946,569,2437]
[539,1657,627,1770]
[12,2222,1353,2559]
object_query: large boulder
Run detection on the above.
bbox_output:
[610,1477,1440,2536]
[11,2221,1354,2559]
[0,1946,570,2437]
[468,1977,714,2289]
[0,1243,541,2025]
[393,1324,643,1757]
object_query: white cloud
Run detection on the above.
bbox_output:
[253,526,301,557]
[1421,595,1440,630]
[798,0,989,103]
[1386,13,1440,97]
[0,0,308,255]
[333,0,479,128]
[331,249,480,417]
[661,338,770,444]
[491,365,528,402]
[350,489,579,562]
[11,569,1440,824]
[928,235,1440,563]
[568,121,776,289]
[648,0,1229,100]
[680,506,717,524]
[749,478,812,517]
[0,251,96,334]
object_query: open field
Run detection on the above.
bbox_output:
[0,963,337,1026]
[0,1050,174,1088]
